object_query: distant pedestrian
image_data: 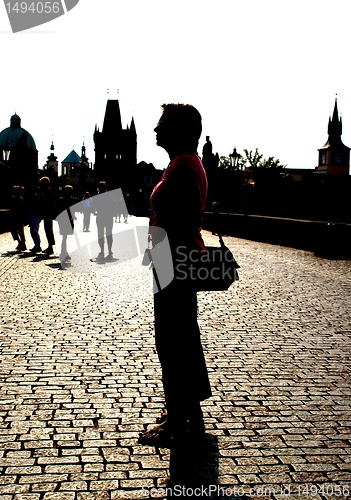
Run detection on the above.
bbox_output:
[115,192,126,223]
[9,185,26,251]
[115,207,121,224]
[38,176,56,256]
[25,184,42,253]
[82,192,92,231]
[56,185,77,263]
[92,181,117,260]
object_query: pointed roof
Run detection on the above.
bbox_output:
[47,141,57,162]
[327,97,342,139]
[81,141,88,163]
[62,149,82,163]
[319,96,349,151]
[130,117,136,133]
[102,99,122,134]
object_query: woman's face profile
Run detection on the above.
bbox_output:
[154,114,173,150]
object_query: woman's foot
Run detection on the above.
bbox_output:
[30,245,42,253]
[138,422,174,447]
[60,253,71,262]
[138,414,188,446]
[44,246,54,255]
[156,407,205,435]
[139,416,170,441]
[17,242,27,251]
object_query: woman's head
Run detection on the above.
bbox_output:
[97,181,107,194]
[63,185,74,197]
[154,104,202,154]
[39,176,51,189]
[12,185,25,197]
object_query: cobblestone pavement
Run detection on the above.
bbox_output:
[0,215,351,499]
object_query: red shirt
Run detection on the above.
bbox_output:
[150,152,208,250]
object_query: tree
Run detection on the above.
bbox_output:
[239,148,287,173]
[211,148,289,213]
[217,155,232,170]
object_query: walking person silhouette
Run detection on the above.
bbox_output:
[9,185,26,251]
[92,181,117,261]
[56,185,78,264]
[82,192,92,232]
[38,176,56,256]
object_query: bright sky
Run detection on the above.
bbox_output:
[1,0,350,173]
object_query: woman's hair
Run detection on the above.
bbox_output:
[63,185,74,195]
[161,103,202,149]
[39,176,51,188]
[12,185,25,196]
[82,192,91,199]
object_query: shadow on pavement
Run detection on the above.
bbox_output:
[17,253,54,262]
[1,250,18,257]
[167,435,245,499]
[46,262,64,270]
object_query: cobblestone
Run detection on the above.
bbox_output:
[0,217,351,499]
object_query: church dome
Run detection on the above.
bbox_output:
[0,113,36,149]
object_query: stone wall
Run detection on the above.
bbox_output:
[203,212,351,259]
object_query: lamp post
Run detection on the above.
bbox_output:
[2,147,10,165]
[1,146,11,198]
[229,147,240,169]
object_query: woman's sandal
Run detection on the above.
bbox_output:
[138,427,174,447]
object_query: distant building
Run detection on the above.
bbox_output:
[133,160,163,209]
[37,141,60,193]
[45,141,59,174]
[316,97,350,175]
[285,98,350,180]
[93,99,137,192]
[61,149,82,177]
[0,113,38,187]
[61,143,94,194]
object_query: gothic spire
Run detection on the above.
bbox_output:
[328,95,342,140]
[102,99,122,134]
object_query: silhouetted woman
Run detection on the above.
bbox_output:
[82,192,92,232]
[9,185,26,251]
[139,104,211,446]
[39,176,56,255]
[56,185,77,263]
[92,181,117,260]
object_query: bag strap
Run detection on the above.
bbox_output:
[66,206,74,230]
[145,248,161,293]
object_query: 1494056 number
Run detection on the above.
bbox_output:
[5,1,61,14]
[298,484,350,496]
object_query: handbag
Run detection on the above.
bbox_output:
[192,200,239,291]
[173,201,240,292]
[144,204,240,293]
[191,234,240,291]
